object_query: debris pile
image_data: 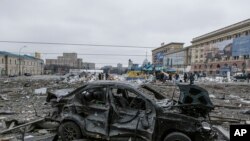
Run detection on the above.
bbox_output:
[0,75,249,140]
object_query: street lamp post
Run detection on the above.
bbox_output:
[19,46,27,76]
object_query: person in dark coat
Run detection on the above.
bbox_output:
[105,72,109,80]
[160,72,164,82]
[98,73,102,80]
[169,73,172,81]
[247,73,250,83]
[175,73,179,80]
[184,73,188,82]
[189,73,194,85]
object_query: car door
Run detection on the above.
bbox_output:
[108,86,156,141]
[75,85,110,138]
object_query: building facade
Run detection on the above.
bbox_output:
[152,42,184,66]
[0,51,44,76]
[190,19,250,75]
[45,53,95,74]
[163,47,190,73]
[82,62,95,70]
[46,53,83,68]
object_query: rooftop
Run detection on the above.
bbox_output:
[152,42,184,52]
[0,51,43,61]
[192,19,250,43]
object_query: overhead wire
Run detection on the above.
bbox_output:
[0,40,155,49]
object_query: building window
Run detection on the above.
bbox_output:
[9,59,11,64]
[210,64,213,68]
[217,64,220,68]
[15,60,16,64]
[245,31,248,36]
[235,33,241,38]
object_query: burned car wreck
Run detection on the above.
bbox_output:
[46,81,217,141]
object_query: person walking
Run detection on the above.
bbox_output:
[184,73,188,83]
[247,72,250,83]
[98,73,102,80]
[105,72,109,80]
[189,73,194,85]
[169,73,172,81]
[175,73,179,81]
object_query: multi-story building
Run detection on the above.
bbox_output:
[0,51,44,76]
[128,59,133,70]
[163,46,191,73]
[82,62,95,70]
[117,63,123,74]
[46,53,83,68]
[152,42,184,66]
[190,19,250,75]
[45,53,96,74]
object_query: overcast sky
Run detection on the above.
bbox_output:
[0,0,249,68]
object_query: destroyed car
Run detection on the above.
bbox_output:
[46,81,217,141]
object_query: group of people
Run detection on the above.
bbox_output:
[98,72,109,80]
[155,71,196,85]
[156,71,180,83]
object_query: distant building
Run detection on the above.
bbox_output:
[142,58,149,67]
[45,53,95,74]
[101,65,113,74]
[0,51,44,76]
[128,59,133,70]
[46,53,83,68]
[117,63,123,74]
[152,42,184,66]
[82,62,95,70]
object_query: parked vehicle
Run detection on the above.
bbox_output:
[233,74,247,81]
[9,74,17,77]
[46,81,217,141]
[24,73,32,76]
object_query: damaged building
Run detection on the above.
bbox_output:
[0,51,44,76]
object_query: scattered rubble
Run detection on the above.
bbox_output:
[0,75,250,140]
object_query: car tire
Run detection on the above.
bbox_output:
[164,132,191,141]
[58,121,83,141]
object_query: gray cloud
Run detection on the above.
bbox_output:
[0,0,249,67]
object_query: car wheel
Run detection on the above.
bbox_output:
[164,132,191,141]
[58,121,83,141]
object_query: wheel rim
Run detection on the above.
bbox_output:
[63,126,78,140]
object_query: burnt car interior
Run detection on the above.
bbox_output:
[111,87,146,110]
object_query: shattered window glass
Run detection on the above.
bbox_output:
[81,87,106,105]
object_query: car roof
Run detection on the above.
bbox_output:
[87,80,139,88]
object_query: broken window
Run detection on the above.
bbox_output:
[80,87,107,105]
[111,87,146,110]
